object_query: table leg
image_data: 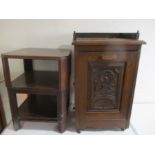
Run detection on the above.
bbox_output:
[58,58,69,133]
[2,55,21,130]
[8,91,21,130]
[58,92,67,133]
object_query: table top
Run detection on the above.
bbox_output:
[2,48,71,60]
[73,38,146,45]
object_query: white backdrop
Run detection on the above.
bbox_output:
[0,19,155,105]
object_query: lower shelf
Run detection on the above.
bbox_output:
[18,94,57,121]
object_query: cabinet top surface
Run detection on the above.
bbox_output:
[2,48,71,59]
[73,38,146,46]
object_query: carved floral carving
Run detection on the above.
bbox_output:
[87,62,125,111]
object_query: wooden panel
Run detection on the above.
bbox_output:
[73,31,140,40]
[80,119,127,129]
[75,45,139,52]
[73,38,146,46]
[87,61,125,112]
[75,50,139,130]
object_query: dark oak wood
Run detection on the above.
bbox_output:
[73,38,146,46]
[12,71,59,92]
[73,31,140,40]
[18,95,57,121]
[57,57,70,132]
[1,55,11,87]
[8,91,21,130]
[2,48,70,60]
[0,94,6,133]
[1,48,71,133]
[73,32,145,132]
[24,59,33,72]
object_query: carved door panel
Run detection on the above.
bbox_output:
[76,51,138,120]
[87,61,125,112]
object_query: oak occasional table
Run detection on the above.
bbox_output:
[1,48,71,133]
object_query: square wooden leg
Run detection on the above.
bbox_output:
[8,91,21,130]
[57,92,67,133]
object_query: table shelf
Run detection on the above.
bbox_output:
[18,94,57,121]
[11,71,59,93]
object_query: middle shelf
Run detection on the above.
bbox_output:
[11,71,59,93]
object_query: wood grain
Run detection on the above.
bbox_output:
[74,32,145,132]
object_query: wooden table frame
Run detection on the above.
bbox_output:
[1,48,71,133]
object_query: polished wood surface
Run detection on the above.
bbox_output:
[74,32,145,132]
[2,48,71,60]
[73,31,140,39]
[12,71,58,92]
[1,48,71,133]
[73,38,146,46]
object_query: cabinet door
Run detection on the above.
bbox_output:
[76,51,139,124]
